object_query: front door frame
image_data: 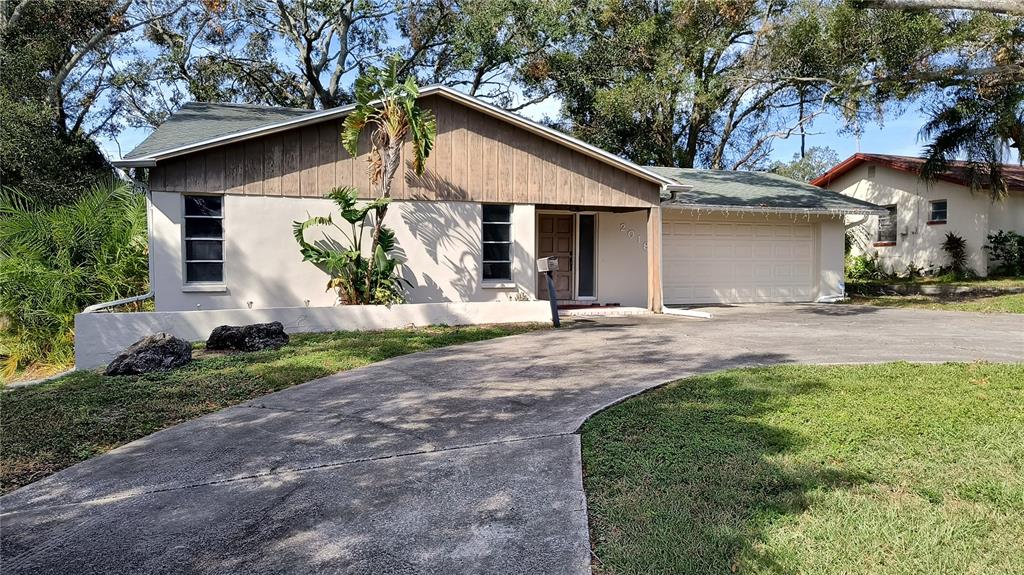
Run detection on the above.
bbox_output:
[536,210,599,302]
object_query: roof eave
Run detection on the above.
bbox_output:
[661,201,888,216]
[111,158,158,168]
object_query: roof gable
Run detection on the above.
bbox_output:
[811,153,1024,192]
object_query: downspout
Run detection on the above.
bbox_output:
[658,184,713,319]
[83,171,155,313]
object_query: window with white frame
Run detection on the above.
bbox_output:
[929,199,947,224]
[482,204,512,281]
[183,195,224,283]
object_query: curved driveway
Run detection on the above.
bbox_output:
[2,304,1022,574]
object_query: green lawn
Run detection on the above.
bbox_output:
[0,324,541,494]
[850,293,1024,313]
[582,363,1024,575]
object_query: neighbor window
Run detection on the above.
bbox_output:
[876,205,897,244]
[482,204,512,281]
[929,199,947,224]
[183,195,224,283]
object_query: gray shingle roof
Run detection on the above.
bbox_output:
[650,167,886,215]
[123,102,315,159]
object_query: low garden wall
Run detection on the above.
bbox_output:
[847,283,1024,297]
[74,301,553,370]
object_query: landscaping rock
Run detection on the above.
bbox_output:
[105,333,192,376]
[206,321,289,352]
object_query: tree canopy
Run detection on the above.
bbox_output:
[1,0,1020,204]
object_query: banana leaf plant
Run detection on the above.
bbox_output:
[293,186,410,305]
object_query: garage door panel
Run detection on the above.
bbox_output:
[664,215,817,304]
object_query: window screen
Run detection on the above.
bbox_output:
[877,205,897,243]
[184,195,224,282]
[482,204,512,281]
[929,200,947,223]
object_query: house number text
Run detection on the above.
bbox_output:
[619,222,648,251]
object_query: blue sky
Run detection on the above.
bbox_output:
[97,90,940,168]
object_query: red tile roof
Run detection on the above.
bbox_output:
[811,153,1024,192]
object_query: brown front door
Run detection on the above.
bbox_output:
[537,214,574,300]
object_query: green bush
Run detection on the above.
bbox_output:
[940,232,974,280]
[0,180,148,377]
[846,254,886,281]
[986,230,1024,276]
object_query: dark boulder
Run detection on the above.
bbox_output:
[206,321,289,352]
[105,333,192,376]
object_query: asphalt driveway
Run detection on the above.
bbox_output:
[2,305,1022,574]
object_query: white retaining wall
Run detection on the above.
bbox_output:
[74,301,553,371]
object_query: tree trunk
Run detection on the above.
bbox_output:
[798,93,806,159]
[363,141,403,302]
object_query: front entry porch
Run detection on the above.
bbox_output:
[534,207,662,311]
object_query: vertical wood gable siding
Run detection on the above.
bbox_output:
[148,96,661,208]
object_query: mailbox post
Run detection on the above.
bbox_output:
[536,256,561,327]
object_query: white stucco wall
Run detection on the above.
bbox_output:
[596,210,650,307]
[150,193,537,311]
[75,301,553,370]
[817,217,846,300]
[827,164,1024,276]
[989,191,1024,236]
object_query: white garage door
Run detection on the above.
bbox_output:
[663,214,817,304]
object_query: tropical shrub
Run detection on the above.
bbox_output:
[986,230,1024,276]
[0,179,148,377]
[295,55,435,305]
[293,187,409,305]
[940,232,973,279]
[846,254,885,281]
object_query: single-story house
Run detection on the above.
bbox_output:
[813,153,1024,276]
[111,86,883,312]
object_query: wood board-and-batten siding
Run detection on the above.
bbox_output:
[147,95,661,208]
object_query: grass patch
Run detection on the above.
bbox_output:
[582,362,1024,575]
[850,293,1024,313]
[0,324,542,493]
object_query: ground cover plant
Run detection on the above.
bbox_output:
[583,362,1024,575]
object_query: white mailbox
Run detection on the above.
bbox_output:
[536,256,559,273]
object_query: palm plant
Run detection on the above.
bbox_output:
[0,179,148,377]
[341,55,436,301]
[293,187,409,305]
[919,81,1023,200]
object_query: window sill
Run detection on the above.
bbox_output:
[482,281,516,289]
[182,283,227,293]
[873,241,896,247]
[926,220,947,225]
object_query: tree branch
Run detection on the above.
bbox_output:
[851,0,1024,15]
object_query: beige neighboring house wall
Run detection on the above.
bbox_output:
[824,163,1024,276]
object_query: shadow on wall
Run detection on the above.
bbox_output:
[405,165,469,201]
[400,197,481,303]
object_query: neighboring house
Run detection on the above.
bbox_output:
[111,87,882,311]
[813,153,1024,276]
